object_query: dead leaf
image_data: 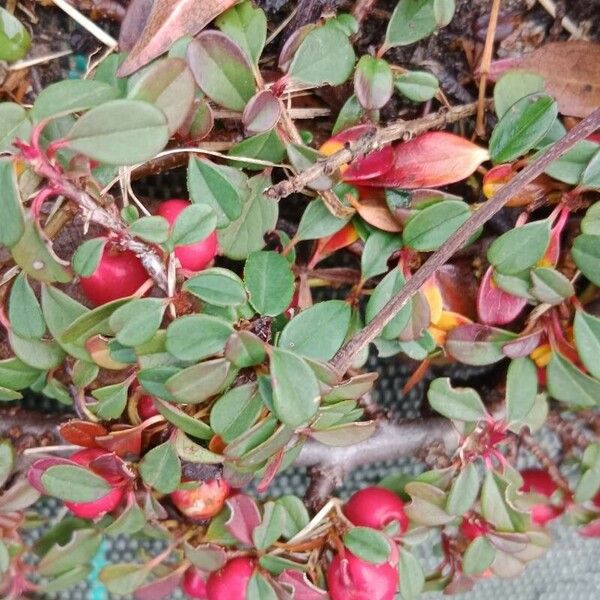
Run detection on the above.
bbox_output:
[119,0,154,52]
[353,190,402,232]
[117,0,237,76]
[490,42,600,118]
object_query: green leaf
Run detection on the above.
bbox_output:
[493,71,545,118]
[0,441,14,489]
[573,234,600,286]
[215,0,267,64]
[225,331,267,368]
[9,331,64,370]
[0,102,31,153]
[105,502,145,536]
[394,70,439,102]
[506,357,538,424]
[354,55,393,110]
[187,31,256,111]
[166,314,233,362]
[247,572,277,600]
[385,0,437,48]
[278,300,351,360]
[44,565,92,594]
[366,269,411,340]
[244,251,294,316]
[109,298,166,347]
[92,52,127,95]
[228,129,286,169]
[8,272,45,339]
[530,267,574,305]
[428,377,487,421]
[184,542,227,572]
[183,268,247,307]
[128,57,195,135]
[32,80,119,121]
[210,383,262,443]
[446,463,480,516]
[547,352,600,408]
[403,200,471,251]
[270,348,321,427]
[0,7,30,61]
[487,220,550,275]
[361,231,403,280]
[139,442,181,494]
[0,539,8,574]
[170,203,217,248]
[66,99,169,165]
[399,548,425,600]
[580,148,600,190]
[253,501,286,550]
[217,173,278,260]
[41,465,111,502]
[288,25,355,86]
[165,358,230,404]
[276,495,310,539]
[480,471,522,532]
[100,564,147,595]
[574,310,600,380]
[71,238,105,277]
[545,140,599,185]
[154,398,213,440]
[0,357,40,390]
[332,94,364,135]
[0,159,24,247]
[433,0,455,26]
[259,555,305,576]
[581,203,600,235]
[39,529,102,576]
[128,216,170,244]
[296,199,351,242]
[90,381,129,419]
[174,430,223,464]
[490,93,557,163]
[187,157,244,227]
[343,527,392,564]
[463,536,496,576]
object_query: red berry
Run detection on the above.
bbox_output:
[343,487,409,533]
[64,449,124,519]
[138,395,159,420]
[520,469,563,526]
[156,199,218,272]
[80,241,148,306]
[460,517,488,541]
[327,550,398,600]
[182,567,208,599]
[170,479,231,520]
[206,557,254,600]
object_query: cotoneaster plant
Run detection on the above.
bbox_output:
[0,0,600,599]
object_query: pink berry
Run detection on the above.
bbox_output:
[206,557,254,600]
[182,567,208,599]
[520,469,563,526]
[343,487,409,533]
[170,479,231,520]
[156,199,218,272]
[327,550,398,600]
[64,448,124,519]
[80,241,148,306]
[138,394,159,420]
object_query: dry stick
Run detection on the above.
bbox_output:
[521,432,571,493]
[266,101,482,200]
[475,0,501,138]
[537,0,588,39]
[329,107,600,377]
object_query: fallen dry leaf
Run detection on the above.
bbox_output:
[118,0,237,76]
[118,0,153,52]
[490,41,600,118]
[353,190,402,232]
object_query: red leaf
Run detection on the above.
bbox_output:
[278,571,328,599]
[59,420,108,448]
[309,223,360,267]
[256,447,284,493]
[347,132,488,189]
[502,330,544,358]
[341,145,395,181]
[96,427,143,458]
[477,266,527,325]
[243,90,281,134]
[580,519,600,538]
[134,569,184,600]
[434,263,478,320]
[225,494,261,545]
[117,0,237,76]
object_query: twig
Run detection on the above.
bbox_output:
[328,107,600,377]
[475,0,501,138]
[537,0,588,39]
[520,432,571,493]
[266,101,483,199]
[8,49,73,71]
[52,0,118,48]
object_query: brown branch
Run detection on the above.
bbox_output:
[297,419,460,508]
[328,107,600,377]
[266,102,484,200]
[0,407,62,451]
[520,432,571,494]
